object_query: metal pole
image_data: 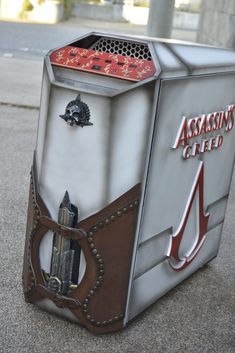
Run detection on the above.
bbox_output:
[146,0,175,38]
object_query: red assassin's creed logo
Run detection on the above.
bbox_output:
[168,162,209,271]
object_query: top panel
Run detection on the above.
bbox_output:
[48,32,235,82]
[168,43,235,69]
[50,45,156,82]
[152,40,235,75]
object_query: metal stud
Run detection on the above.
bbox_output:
[92,249,98,255]
[123,207,128,213]
[105,218,110,225]
[117,210,122,217]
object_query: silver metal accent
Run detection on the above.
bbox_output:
[48,191,77,295]
[60,94,92,128]
[90,38,152,60]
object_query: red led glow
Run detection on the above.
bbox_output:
[50,46,156,82]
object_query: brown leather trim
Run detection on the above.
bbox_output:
[36,284,82,309]
[22,181,35,300]
[70,183,140,333]
[23,155,141,334]
[40,216,86,240]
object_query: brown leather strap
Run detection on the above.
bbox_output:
[39,216,86,240]
[24,155,87,308]
[23,153,141,334]
[37,284,82,309]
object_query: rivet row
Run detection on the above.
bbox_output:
[25,172,40,294]
[82,198,139,327]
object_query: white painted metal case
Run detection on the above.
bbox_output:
[32,32,235,329]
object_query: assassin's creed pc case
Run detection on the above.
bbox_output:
[23,32,235,334]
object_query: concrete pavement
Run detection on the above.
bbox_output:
[0,19,234,353]
[0,56,42,108]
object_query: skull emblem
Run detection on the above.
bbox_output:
[60,95,92,127]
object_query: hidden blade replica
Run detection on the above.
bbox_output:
[23,32,235,334]
[48,191,80,295]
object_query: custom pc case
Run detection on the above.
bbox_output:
[23,32,235,334]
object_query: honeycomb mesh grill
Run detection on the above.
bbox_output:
[90,38,151,60]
